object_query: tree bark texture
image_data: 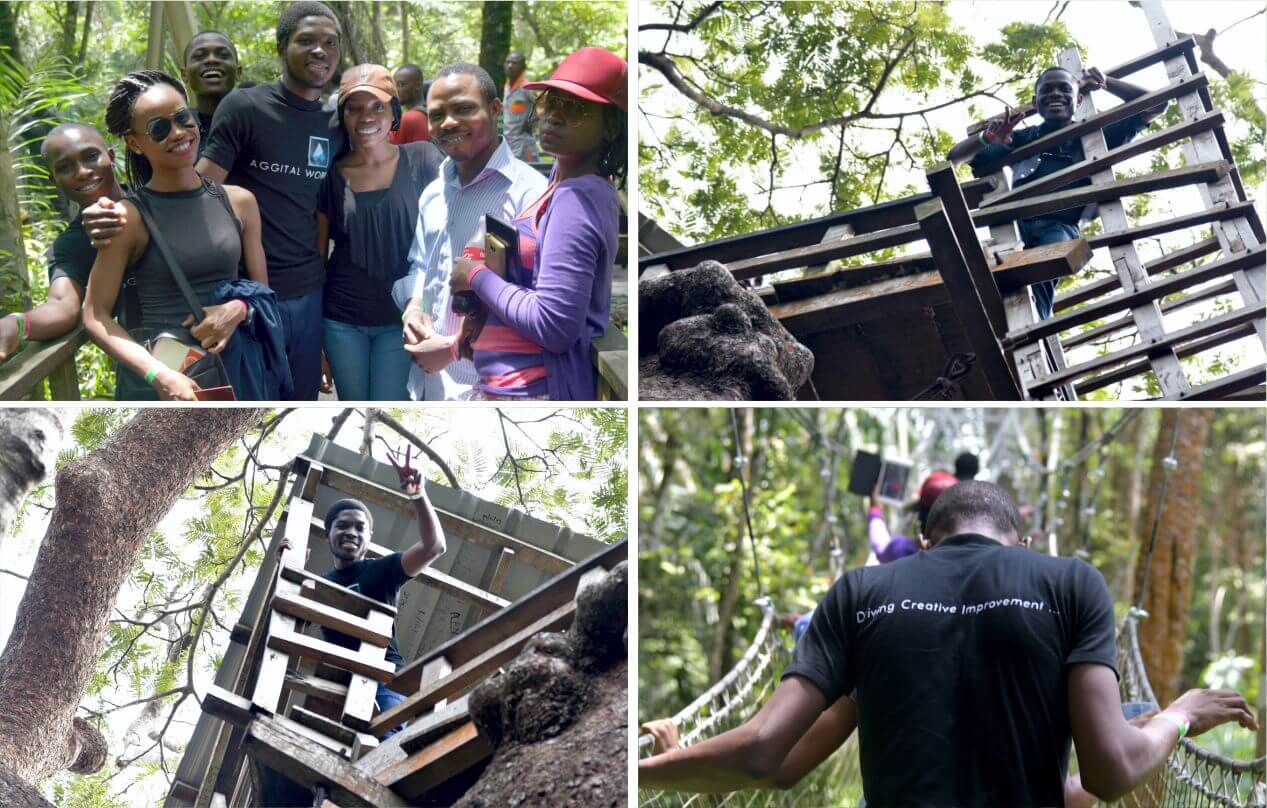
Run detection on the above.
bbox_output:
[399,1,410,64]
[0,407,265,785]
[1132,409,1211,707]
[0,409,66,545]
[478,0,513,91]
[0,2,21,65]
[0,111,31,312]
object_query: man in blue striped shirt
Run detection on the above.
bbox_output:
[395,62,546,400]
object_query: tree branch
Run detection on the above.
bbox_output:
[370,411,462,489]
[639,1,722,33]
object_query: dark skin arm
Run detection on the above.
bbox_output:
[1081,66,1168,123]
[0,277,85,361]
[81,156,233,249]
[382,443,447,576]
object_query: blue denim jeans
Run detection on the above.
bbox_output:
[277,287,324,400]
[323,318,412,401]
[376,682,408,739]
[1018,218,1081,321]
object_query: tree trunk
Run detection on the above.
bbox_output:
[329,2,364,66]
[0,410,66,545]
[399,1,410,64]
[0,111,31,312]
[0,408,265,787]
[75,0,92,66]
[478,0,513,91]
[1132,409,1211,707]
[369,1,385,65]
[0,2,21,65]
[59,1,79,61]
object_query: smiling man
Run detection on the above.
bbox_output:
[0,124,147,394]
[396,62,546,400]
[180,30,242,158]
[947,66,1168,319]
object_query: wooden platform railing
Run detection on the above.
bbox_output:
[0,326,83,400]
[639,21,1265,401]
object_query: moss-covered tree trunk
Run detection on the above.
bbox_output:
[1133,409,1211,706]
[478,0,513,92]
[0,408,265,791]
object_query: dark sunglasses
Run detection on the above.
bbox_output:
[137,107,197,143]
[534,91,597,127]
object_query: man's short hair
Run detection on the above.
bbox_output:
[40,122,104,161]
[276,1,341,50]
[324,498,372,534]
[924,480,1022,539]
[954,452,980,481]
[183,30,237,65]
[1035,66,1075,91]
[395,63,423,80]
[434,62,498,104]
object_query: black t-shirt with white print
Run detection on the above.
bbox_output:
[783,533,1117,808]
[321,552,410,668]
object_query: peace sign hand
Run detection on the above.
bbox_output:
[379,439,422,495]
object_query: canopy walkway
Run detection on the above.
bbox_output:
[639,0,1264,402]
[638,602,1266,807]
[164,434,626,807]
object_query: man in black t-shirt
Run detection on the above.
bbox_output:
[639,481,1257,806]
[0,124,147,397]
[82,2,344,401]
[180,30,242,158]
[947,66,1169,319]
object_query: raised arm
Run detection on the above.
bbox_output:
[638,675,828,793]
[1082,67,1168,123]
[383,444,446,576]
[1067,663,1257,801]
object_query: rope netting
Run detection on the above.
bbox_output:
[639,605,1264,807]
[638,601,861,807]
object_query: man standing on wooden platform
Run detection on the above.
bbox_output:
[948,66,1168,319]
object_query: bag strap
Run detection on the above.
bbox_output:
[129,188,205,322]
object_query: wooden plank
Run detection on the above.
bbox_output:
[1076,322,1257,394]
[391,540,625,693]
[1084,201,1255,250]
[371,601,577,735]
[0,327,85,401]
[771,250,937,303]
[267,629,397,682]
[638,178,993,272]
[354,696,472,774]
[479,548,516,621]
[767,239,1089,338]
[301,461,324,501]
[983,111,1224,205]
[308,463,574,575]
[252,499,314,714]
[1004,245,1265,347]
[280,562,397,618]
[242,714,410,808]
[1062,278,1237,350]
[343,609,394,732]
[373,722,492,800]
[272,590,393,647]
[370,721,492,800]
[203,684,255,728]
[926,162,1010,335]
[1028,305,1264,395]
[973,161,1228,228]
[284,672,350,704]
[1172,364,1266,401]
[47,354,80,400]
[290,705,377,752]
[420,566,509,613]
[418,656,453,711]
[726,223,921,281]
[916,199,1021,399]
[1055,237,1221,313]
[989,73,1210,169]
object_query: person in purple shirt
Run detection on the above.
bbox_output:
[448,47,625,401]
[867,470,958,563]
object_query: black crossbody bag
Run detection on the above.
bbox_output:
[127,187,235,395]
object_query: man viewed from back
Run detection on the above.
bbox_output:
[180,30,242,157]
[639,481,1257,806]
[391,63,430,144]
[947,66,1168,319]
[502,50,537,161]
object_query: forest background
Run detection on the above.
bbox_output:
[638,0,1267,395]
[638,407,1266,804]
[0,405,627,807]
[0,0,625,398]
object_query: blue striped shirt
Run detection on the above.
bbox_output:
[392,138,547,400]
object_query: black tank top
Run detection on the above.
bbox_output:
[130,178,242,339]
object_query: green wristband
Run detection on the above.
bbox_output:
[978,131,989,147]
[12,312,26,345]
[1152,712,1189,738]
[144,367,161,386]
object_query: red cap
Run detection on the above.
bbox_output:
[919,471,957,511]
[523,47,627,112]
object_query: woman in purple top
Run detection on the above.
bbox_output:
[449,47,626,401]
[868,471,958,562]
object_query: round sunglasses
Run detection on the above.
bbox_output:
[135,107,197,143]
[533,91,598,127]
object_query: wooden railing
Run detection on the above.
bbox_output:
[0,326,83,400]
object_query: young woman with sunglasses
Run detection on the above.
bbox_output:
[448,48,626,401]
[83,70,268,400]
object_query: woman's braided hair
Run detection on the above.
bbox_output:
[104,70,188,188]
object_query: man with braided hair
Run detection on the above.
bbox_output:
[947,65,1169,319]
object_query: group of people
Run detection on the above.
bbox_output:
[0,1,625,402]
[641,469,1258,807]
